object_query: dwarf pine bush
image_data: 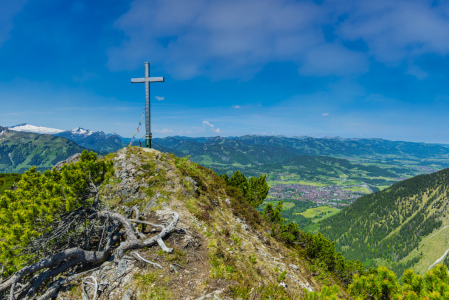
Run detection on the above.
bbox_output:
[0,150,113,275]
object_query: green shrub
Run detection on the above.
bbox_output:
[0,150,113,274]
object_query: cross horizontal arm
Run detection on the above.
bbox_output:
[131,77,164,83]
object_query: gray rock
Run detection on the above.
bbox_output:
[132,185,139,194]
[122,288,134,300]
[289,264,299,271]
[121,188,131,198]
[225,198,231,205]
[116,258,128,275]
[144,199,157,213]
[54,153,82,171]
[185,176,199,194]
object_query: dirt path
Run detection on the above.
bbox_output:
[428,248,449,271]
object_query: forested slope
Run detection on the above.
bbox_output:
[320,168,449,276]
[0,127,88,173]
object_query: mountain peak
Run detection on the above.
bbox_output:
[70,127,94,136]
[7,123,64,135]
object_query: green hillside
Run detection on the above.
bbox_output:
[320,167,449,277]
[0,127,87,173]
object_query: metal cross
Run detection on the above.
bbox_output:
[131,62,164,148]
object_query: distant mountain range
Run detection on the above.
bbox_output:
[4,124,449,185]
[153,135,449,179]
[154,135,449,159]
[7,124,127,153]
[0,126,87,173]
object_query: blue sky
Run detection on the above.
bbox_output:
[1,0,449,143]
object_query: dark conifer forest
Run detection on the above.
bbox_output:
[320,167,449,276]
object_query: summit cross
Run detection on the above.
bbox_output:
[131,62,164,148]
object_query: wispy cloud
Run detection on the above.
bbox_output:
[108,0,449,80]
[155,96,165,101]
[154,128,173,134]
[108,0,366,78]
[322,113,330,116]
[232,105,241,109]
[202,120,221,133]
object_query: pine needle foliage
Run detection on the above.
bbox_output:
[220,170,269,207]
[0,150,113,275]
[0,173,21,195]
[349,264,449,299]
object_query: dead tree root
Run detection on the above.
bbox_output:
[0,206,179,300]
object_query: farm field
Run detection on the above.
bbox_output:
[299,206,340,220]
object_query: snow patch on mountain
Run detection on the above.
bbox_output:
[70,127,94,136]
[8,123,65,135]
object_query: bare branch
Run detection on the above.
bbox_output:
[129,219,165,229]
[0,248,109,293]
[36,270,89,300]
[131,252,163,269]
[0,198,179,298]
[82,276,98,300]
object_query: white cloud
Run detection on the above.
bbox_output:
[337,1,449,64]
[155,96,165,101]
[299,44,368,76]
[322,113,330,116]
[154,128,173,134]
[107,0,449,79]
[108,0,366,78]
[202,120,221,134]
[232,105,241,109]
[202,120,214,128]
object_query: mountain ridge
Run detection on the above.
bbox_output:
[319,166,449,276]
[0,126,89,173]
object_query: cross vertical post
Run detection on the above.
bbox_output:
[144,62,150,148]
[131,62,164,148]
